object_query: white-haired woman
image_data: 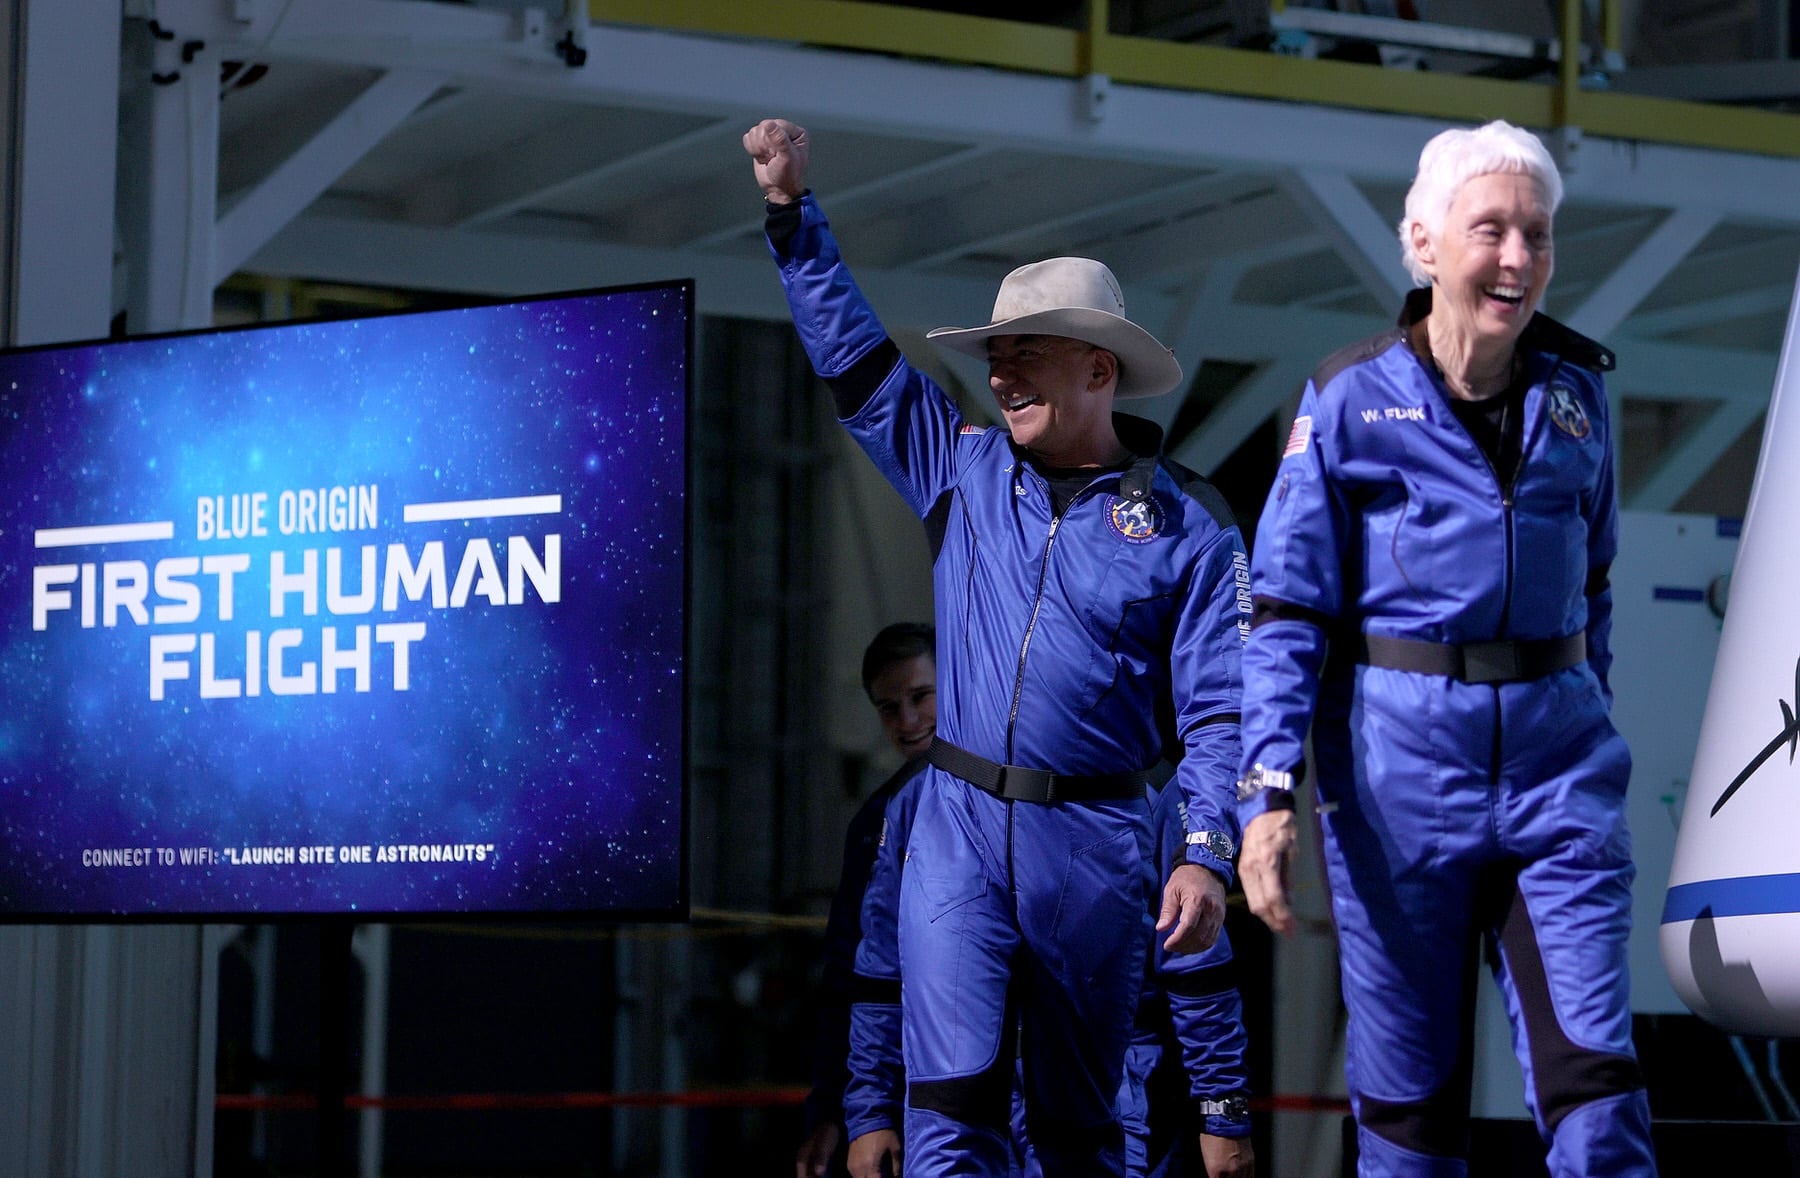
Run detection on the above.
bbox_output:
[1234,121,1658,1176]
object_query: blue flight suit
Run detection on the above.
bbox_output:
[1238,290,1655,1176]
[804,758,925,1167]
[846,767,1035,1177]
[766,195,1248,1177]
[847,777,1253,1178]
[843,764,922,1148]
[1122,782,1254,1177]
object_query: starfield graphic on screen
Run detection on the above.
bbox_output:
[0,282,689,919]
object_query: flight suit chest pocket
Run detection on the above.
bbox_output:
[1526,386,1606,503]
[1523,431,1603,510]
[1072,545,1177,719]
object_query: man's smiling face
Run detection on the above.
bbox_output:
[868,654,936,760]
[985,334,1117,466]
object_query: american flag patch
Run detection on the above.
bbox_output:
[960,423,988,435]
[1284,415,1312,458]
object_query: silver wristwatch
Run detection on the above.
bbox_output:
[1185,829,1237,860]
[1198,1092,1251,1121]
[1235,763,1295,804]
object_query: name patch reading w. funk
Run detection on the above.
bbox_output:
[1360,405,1425,424]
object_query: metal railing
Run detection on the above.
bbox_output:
[588,0,1800,159]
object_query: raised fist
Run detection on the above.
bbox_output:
[744,118,809,204]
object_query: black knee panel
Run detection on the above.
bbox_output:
[1535,1050,1646,1131]
[908,1053,1014,1129]
[1496,883,1645,1131]
[1358,1086,1473,1160]
[1357,924,1481,1161]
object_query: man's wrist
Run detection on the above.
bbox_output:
[1170,849,1234,892]
[843,1108,901,1140]
[764,194,808,256]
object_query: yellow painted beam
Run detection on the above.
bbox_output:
[588,0,1800,161]
[1555,0,1581,126]
[1601,0,1622,56]
[590,0,1079,74]
[1106,34,1553,127]
[1574,89,1800,159]
[1081,0,1108,77]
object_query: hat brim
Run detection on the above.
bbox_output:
[926,308,1183,400]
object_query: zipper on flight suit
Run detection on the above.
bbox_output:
[1488,407,1527,786]
[1003,464,1117,895]
[1435,363,1551,789]
[1005,469,1116,753]
[1488,370,1555,784]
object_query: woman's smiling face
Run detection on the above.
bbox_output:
[1413,171,1554,352]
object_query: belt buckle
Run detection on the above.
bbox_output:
[1465,640,1520,683]
[997,766,1054,804]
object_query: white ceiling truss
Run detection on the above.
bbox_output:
[101,0,1800,514]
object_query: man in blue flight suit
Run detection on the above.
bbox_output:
[843,766,1258,1178]
[746,118,1250,1178]
[797,623,938,1178]
[1234,121,1655,1176]
[1123,780,1256,1178]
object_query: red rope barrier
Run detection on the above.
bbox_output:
[1256,1094,1354,1114]
[216,1088,1350,1115]
[215,1087,810,1112]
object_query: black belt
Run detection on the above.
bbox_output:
[926,738,1147,805]
[1357,632,1586,685]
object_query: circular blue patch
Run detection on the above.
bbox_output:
[1108,495,1163,543]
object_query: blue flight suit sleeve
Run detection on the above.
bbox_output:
[1581,379,1619,707]
[1169,522,1251,882]
[1152,785,1252,1139]
[1164,948,1253,1140]
[843,770,922,1140]
[1239,381,1351,820]
[766,194,969,519]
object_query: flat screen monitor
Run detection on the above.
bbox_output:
[0,280,690,920]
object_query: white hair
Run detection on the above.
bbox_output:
[1396,120,1563,286]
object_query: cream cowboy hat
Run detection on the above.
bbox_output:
[926,257,1183,400]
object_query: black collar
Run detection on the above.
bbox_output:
[1011,413,1165,502]
[1114,413,1164,503]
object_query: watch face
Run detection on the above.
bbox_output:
[1188,829,1237,859]
[1201,1093,1251,1121]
